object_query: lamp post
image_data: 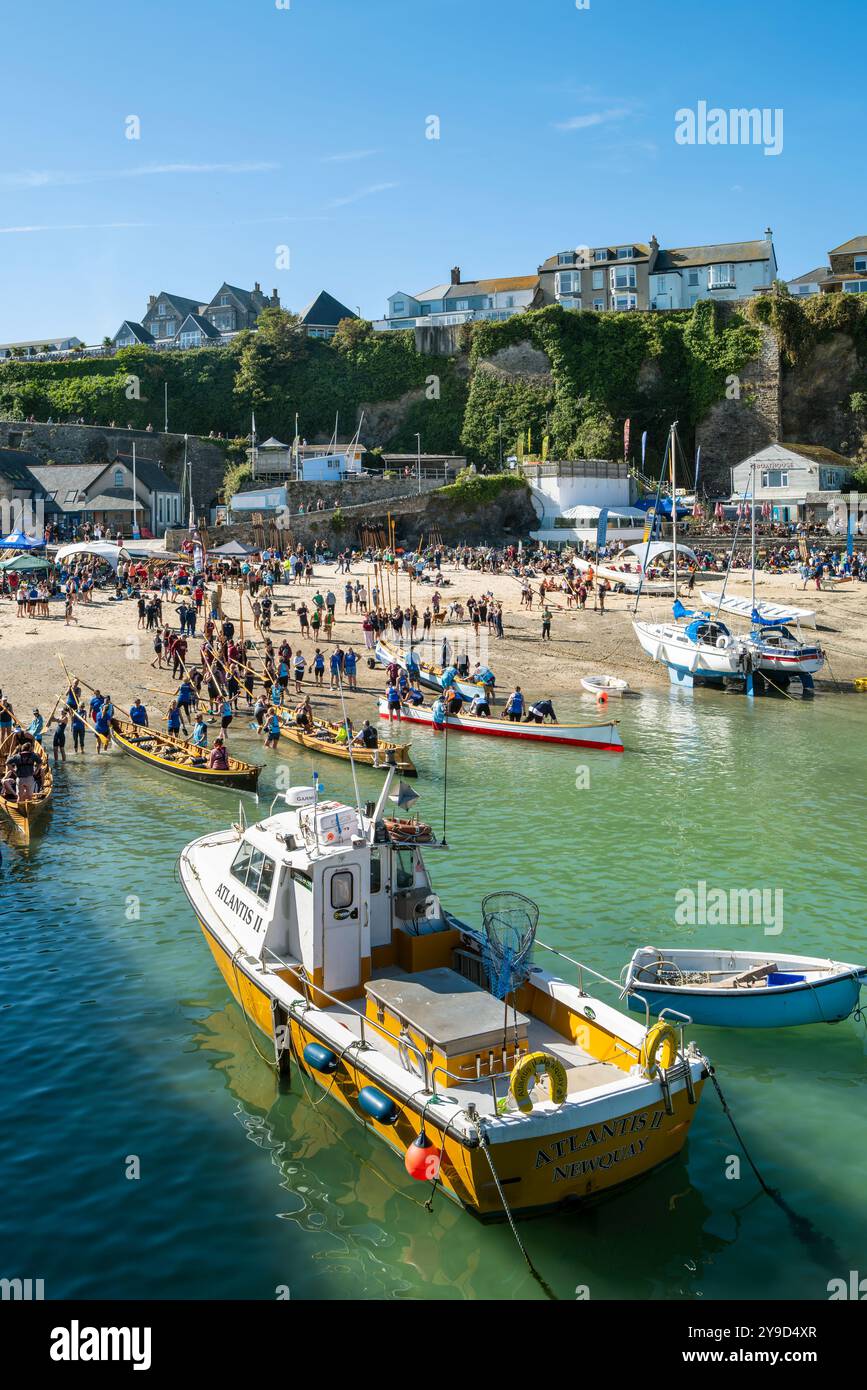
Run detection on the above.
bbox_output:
[414,432,421,495]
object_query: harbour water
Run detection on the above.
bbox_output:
[1,690,865,1301]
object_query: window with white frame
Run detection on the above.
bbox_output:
[559,296,581,310]
[610,266,637,290]
[855,257,867,273]
[843,280,867,294]
[593,298,605,311]
[556,270,581,296]
[454,299,469,310]
[761,470,789,488]
[504,295,514,307]
[656,277,667,294]
[688,271,700,287]
[114,468,123,488]
[557,252,573,265]
[158,303,166,316]
[592,269,604,290]
[392,299,406,315]
[612,294,638,311]
[594,249,608,262]
[219,293,229,306]
[616,246,635,259]
[708,263,736,288]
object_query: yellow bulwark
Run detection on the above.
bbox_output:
[109,719,261,791]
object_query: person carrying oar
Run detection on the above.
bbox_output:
[93,694,114,754]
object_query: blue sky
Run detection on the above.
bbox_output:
[0,0,863,342]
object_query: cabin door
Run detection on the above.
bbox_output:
[322,864,362,994]
[368,847,392,951]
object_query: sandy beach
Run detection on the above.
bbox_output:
[2,560,867,734]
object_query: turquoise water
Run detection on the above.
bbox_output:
[1,690,865,1301]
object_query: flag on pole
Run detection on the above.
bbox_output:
[641,431,647,469]
[389,780,420,810]
[694,445,701,490]
[624,418,631,460]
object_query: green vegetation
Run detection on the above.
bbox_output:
[0,301,774,485]
[749,286,867,366]
[434,468,527,511]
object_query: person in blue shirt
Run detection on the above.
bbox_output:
[167,701,182,736]
[71,708,87,753]
[271,680,283,707]
[176,680,195,731]
[88,691,103,724]
[264,709,281,750]
[441,665,457,690]
[344,646,358,691]
[505,686,524,722]
[385,681,402,723]
[191,716,209,748]
[94,696,113,753]
[431,696,447,729]
[129,699,149,727]
[330,646,345,689]
[312,649,325,686]
[28,710,44,744]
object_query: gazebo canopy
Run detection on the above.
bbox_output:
[0,529,44,550]
[210,540,260,556]
[54,541,130,573]
[0,553,51,572]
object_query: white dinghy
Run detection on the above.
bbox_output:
[580,675,630,697]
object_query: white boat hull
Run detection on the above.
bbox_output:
[632,621,746,679]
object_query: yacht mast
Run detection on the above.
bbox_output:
[750,458,757,612]
[671,421,678,600]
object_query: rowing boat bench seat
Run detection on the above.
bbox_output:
[704,962,778,990]
[365,967,530,1082]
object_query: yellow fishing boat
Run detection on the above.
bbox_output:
[109,718,261,792]
[0,729,53,843]
[179,771,708,1219]
[276,711,417,777]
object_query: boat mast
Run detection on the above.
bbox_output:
[750,458,756,613]
[671,421,678,601]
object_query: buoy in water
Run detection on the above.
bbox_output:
[597,690,608,705]
[405,1127,442,1181]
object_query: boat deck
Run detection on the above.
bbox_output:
[323,993,624,1107]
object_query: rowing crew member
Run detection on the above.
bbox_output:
[504,686,524,722]
[209,737,230,771]
[264,709,281,750]
[523,698,558,724]
[294,696,314,731]
[431,697,447,729]
[352,719,378,750]
[129,699,149,727]
[94,696,113,754]
[28,709,44,744]
[468,690,490,717]
[192,716,209,749]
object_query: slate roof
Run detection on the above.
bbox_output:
[787,267,830,286]
[176,313,223,339]
[539,245,650,272]
[27,463,106,511]
[155,293,204,318]
[112,454,180,493]
[298,291,358,327]
[0,448,44,489]
[114,321,155,344]
[828,236,867,256]
[652,240,773,272]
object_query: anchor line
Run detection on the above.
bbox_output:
[472,1118,558,1302]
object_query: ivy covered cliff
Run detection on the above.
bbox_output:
[3,298,866,490]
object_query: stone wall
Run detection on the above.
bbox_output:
[0,419,227,512]
[246,476,441,513]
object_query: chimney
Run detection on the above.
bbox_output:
[649,234,659,252]
[254,281,261,293]
[765,227,773,241]
[147,294,156,308]
[450,266,461,285]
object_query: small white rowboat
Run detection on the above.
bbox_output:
[581,675,630,697]
[622,946,867,1027]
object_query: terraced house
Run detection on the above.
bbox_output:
[787,236,867,298]
[537,231,777,312]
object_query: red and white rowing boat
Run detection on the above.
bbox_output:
[377,700,624,751]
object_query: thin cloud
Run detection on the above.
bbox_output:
[327,181,398,208]
[0,221,150,234]
[321,149,380,163]
[0,161,278,189]
[553,108,632,131]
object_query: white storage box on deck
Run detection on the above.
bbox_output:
[300,801,359,846]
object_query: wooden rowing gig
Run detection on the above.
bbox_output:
[108,718,261,791]
[0,729,54,843]
[276,714,417,776]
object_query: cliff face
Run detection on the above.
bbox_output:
[780,334,862,453]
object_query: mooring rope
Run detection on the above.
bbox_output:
[472,1117,558,1301]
